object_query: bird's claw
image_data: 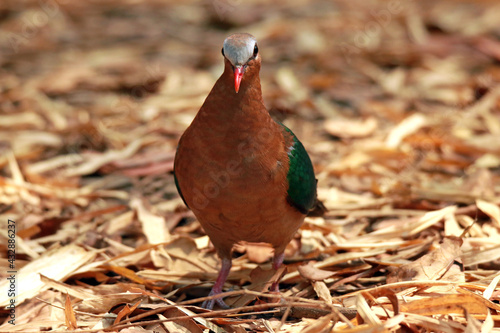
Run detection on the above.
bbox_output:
[202,288,231,310]
[202,295,230,310]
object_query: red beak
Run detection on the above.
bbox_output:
[234,66,244,93]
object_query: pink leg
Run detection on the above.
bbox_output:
[271,252,284,293]
[202,257,232,309]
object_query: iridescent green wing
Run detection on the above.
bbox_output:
[279,123,317,214]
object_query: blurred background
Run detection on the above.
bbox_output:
[1,0,500,330]
[1,0,499,209]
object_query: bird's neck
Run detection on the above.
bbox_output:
[196,65,269,130]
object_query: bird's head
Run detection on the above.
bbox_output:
[222,33,260,93]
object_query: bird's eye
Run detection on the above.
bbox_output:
[221,47,225,57]
[253,44,258,57]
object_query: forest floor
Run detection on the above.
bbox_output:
[1,0,500,332]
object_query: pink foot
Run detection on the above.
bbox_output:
[202,257,232,310]
[202,289,230,310]
[270,252,284,293]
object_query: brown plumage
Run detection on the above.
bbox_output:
[174,33,317,309]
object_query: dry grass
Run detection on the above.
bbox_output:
[1,0,500,332]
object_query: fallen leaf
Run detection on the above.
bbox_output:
[234,242,273,264]
[131,197,170,244]
[477,199,500,228]
[387,237,463,283]
[297,262,336,281]
[160,307,203,333]
[385,113,427,148]
[356,294,381,326]
[401,294,488,316]
[324,117,378,139]
[103,265,150,286]
[62,139,143,177]
[462,244,500,266]
[114,300,141,325]
[226,265,286,308]
[483,273,500,300]
[301,313,337,333]
[0,244,96,307]
[312,281,332,304]
[64,294,77,330]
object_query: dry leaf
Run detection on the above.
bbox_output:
[297,262,336,281]
[483,273,500,300]
[387,237,463,283]
[462,244,500,266]
[0,244,96,307]
[131,197,170,244]
[324,117,378,139]
[401,294,488,316]
[103,265,150,286]
[160,307,203,333]
[64,294,77,330]
[404,313,466,332]
[62,139,143,177]
[312,281,332,304]
[476,199,500,228]
[356,294,381,326]
[234,242,274,264]
[226,265,285,308]
[300,313,337,333]
[385,113,427,148]
[114,300,141,325]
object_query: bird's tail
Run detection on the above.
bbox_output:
[307,199,327,217]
